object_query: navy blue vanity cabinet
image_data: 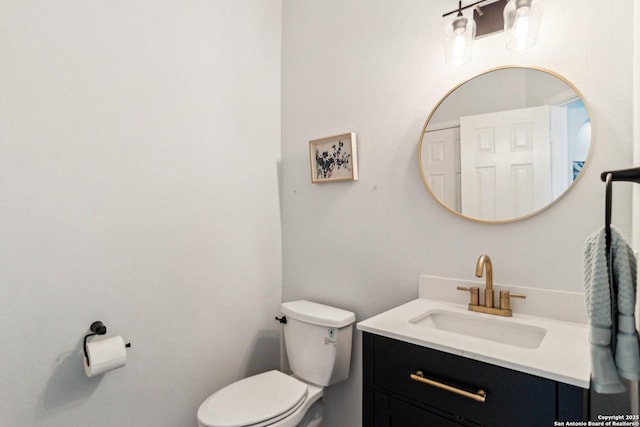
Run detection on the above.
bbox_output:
[363,332,588,427]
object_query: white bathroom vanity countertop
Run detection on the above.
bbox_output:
[357,298,590,388]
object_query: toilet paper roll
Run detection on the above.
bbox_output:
[83,335,127,378]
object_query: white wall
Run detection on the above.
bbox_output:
[0,1,282,426]
[282,0,635,425]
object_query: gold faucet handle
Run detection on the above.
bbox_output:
[457,286,480,306]
[499,290,526,310]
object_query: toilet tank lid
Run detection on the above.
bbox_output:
[281,300,355,328]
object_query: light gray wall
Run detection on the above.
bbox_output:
[0,1,282,426]
[282,0,634,425]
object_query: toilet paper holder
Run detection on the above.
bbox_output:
[83,321,131,367]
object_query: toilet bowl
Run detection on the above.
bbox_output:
[197,300,355,427]
[197,370,323,427]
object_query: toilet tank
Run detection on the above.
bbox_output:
[281,300,356,387]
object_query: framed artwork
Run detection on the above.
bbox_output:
[309,132,358,183]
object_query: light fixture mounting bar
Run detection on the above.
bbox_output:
[442,0,500,18]
[474,0,506,37]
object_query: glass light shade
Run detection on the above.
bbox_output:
[504,0,543,51]
[442,14,476,67]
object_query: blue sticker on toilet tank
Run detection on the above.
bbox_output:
[328,328,335,338]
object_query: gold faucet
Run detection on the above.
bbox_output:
[457,254,525,317]
[476,254,494,308]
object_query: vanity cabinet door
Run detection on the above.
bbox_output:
[363,333,587,427]
[374,392,477,427]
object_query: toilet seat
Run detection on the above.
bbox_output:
[197,370,308,427]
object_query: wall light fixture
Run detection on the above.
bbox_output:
[442,1,476,67]
[503,0,544,51]
[442,0,544,66]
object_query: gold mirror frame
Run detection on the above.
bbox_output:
[418,66,594,224]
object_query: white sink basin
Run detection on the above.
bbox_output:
[410,309,547,349]
[357,297,590,388]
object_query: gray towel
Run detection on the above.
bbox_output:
[584,226,640,394]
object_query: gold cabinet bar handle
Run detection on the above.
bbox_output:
[410,371,487,403]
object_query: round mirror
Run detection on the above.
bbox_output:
[419,66,592,223]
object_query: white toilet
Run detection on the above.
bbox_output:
[197,300,356,427]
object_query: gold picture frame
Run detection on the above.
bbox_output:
[309,132,358,183]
